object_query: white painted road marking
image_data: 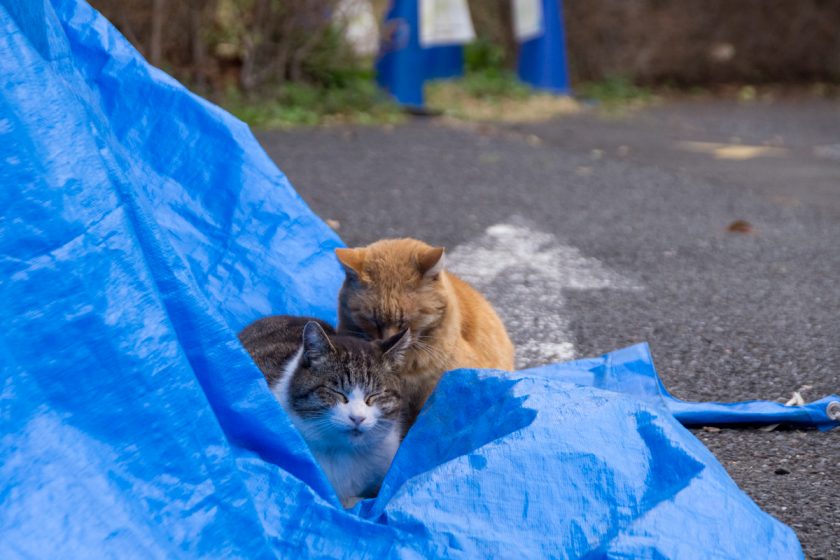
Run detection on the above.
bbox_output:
[448,217,641,367]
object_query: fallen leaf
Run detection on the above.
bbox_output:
[727,220,753,234]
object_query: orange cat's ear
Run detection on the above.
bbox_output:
[335,248,364,276]
[417,246,445,280]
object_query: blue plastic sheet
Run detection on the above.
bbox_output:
[524,345,840,431]
[2,1,836,557]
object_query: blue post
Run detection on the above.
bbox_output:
[517,0,571,94]
[376,0,466,107]
[375,0,424,107]
[424,45,464,80]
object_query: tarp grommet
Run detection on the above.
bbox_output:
[827,401,840,421]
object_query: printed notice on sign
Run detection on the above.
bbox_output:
[419,0,476,47]
[512,0,543,42]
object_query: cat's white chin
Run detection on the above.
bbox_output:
[313,423,402,506]
[301,424,384,452]
[339,427,387,450]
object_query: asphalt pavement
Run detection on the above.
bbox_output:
[257,98,839,559]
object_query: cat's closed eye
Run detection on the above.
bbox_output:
[366,390,399,409]
[316,386,348,404]
[369,316,385,338]
[364,392,383,406]
[369,316,409,339]
[348,313,379,338]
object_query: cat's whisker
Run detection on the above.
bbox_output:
[411,340,447,364]
[412,342,442,360]
[413,335,446,353]
[411,340,439,357]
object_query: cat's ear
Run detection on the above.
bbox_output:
[380,328,412,366]
[302,321,335,367]
[335,247,364,277]
[417,246,445,280]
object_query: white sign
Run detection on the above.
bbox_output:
[419,0,476,47]
[512,0,544,42]
[448,218,641,367]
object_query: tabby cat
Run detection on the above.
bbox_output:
[335,238,514,424]
[239,315,410,507]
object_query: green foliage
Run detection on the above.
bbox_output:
[464,37,507,74]
[454,37,531,101]
[220,79,404,128]
[301,27,371,88]
[458,70,531,100]
[577,76,652,107]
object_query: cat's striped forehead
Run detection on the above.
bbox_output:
[287,339,403,422]
[320,344,392,388]
[295,337,401,392]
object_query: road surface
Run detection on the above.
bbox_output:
[258,98,840,558]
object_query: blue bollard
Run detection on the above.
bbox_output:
[376,0,466,107]
[517,0,571,94]
[424,45,464,80]
[376,0,424,107]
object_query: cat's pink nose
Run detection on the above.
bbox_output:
[349,414,366,426]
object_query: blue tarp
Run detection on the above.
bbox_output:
[2,1,837,557]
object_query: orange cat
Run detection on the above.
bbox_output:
[335,238,514,423]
